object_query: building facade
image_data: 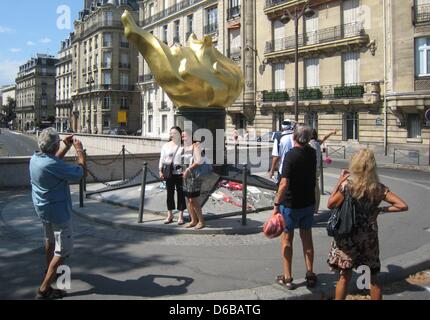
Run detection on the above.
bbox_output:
[71,0,140,134]
[0,85,16,127]
[136,0,429,152]
[55,35,74,132]
[15,54,57,132]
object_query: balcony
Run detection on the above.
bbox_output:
[260,83,366,103]
[141,0,205,26]
[204,23,218,35]
[139,74,154,83]
[160,101,170,111]
[101,62,112,69]
[227,47,242,60]
[103,42,112,48]
[77,85,136,94]
[173,36,180,44]
[76,20,123,40]
[413,4,430,25]
[227,5,241,20]
[120,42,130,48]
[265,22,368,60]
[264,0,318,19]
[119,63,131,69]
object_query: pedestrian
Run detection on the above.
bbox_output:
[182,130,206,230]
[159,127,186,225]
[327,149,408,300]
[272,124,317,290]
[30,128,87,299]
[268,119,296,183]
[309,129,337,214]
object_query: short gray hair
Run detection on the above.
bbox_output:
[293,125,312,146]
[38,128,60,154]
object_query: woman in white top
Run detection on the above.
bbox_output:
[159,127,186,225]
[182,130,205,230]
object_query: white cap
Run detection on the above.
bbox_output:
[281,119,296,130]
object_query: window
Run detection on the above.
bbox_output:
[343,52,360,84]
[343,112,359,141]
[148,115,153,133]
[163,25,168,44]
[407,114,421,138]
[229,28,241,52]
[120,53,129,65]
[105,11,113,26]
[305,11,319,45]
[103,96,111,109]
[103,72,111,85]
[305,58,319,87]
[343,0,360,24]
[149,3,155,17]
[273,63,285,91]
[103,115,110,129]
[103,51,112,67]
[103,33,112,47]
[415,37,430,77]
[162,115,168,133]
[187,15,193,37]
[273,20,285,51]
[305,113,318,129]
[120,73,129,86]
[174,20,180,43]
[120,97,129,109]
[206,6,218,32]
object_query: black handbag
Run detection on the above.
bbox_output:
[327,188,356,238]
[162,146,180,180]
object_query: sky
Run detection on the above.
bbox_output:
[0,0,83,87]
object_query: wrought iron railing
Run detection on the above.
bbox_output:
[414,4,430,24]
[265,0,294,9]
[139,74,154,83]
[204,23,218,35]
[119,63,131,69]
[227,47,242,59]
[227,5,241,20]
[261,83,365,102]
[141,0,205,26]
[265,22,365,53]
[77,85,135,94]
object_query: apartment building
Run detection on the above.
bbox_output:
[137,0,224,139]
[255,0,429,151]
[71,0,140,134]
[15,54,57,132]
[55,35,74,132]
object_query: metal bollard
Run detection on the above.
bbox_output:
[122,145,126,181]
[242,164,248,226]
[320,153,324,195]
[235,143,239,166]
[83,149,87,192]
[138,163,148,223]
[79,178,84,208]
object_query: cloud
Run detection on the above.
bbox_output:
[0,60,24,86]
[27,41,36,46]
[0,26,13,33]
[39,37,52,44]
[9,48,22,53]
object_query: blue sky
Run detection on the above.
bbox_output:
[0,0,83,86]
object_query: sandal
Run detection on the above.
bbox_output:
[195,223,206,230]
[186,222,198,228]
[277,275,295,290]
[163,216,174,224]
[305,272,317,288]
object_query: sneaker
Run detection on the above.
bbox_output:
[35,287,67,300]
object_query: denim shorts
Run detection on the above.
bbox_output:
[280,205,315,232]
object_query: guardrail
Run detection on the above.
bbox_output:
[326,145,346,159]
[393,149,420,166]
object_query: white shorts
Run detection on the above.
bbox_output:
[43,220,74,258]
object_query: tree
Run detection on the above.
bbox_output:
[0,97,16,126]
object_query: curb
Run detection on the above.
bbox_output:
[158,243,430,300]
[331,159,430,172]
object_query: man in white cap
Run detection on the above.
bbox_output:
[269,119,296,183]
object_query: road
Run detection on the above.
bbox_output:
[0,161,429,300]
[0,129,38,157]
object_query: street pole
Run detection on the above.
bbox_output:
[294,12,299,123]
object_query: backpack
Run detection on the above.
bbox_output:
[275,131,293,156]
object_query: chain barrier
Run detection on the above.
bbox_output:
[86,149,124,166]
[87,167,143,191]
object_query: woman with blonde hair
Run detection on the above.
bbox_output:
[327,149,408,300]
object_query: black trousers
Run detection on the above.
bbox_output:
[166,174,186,211]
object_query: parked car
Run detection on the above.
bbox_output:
[108,127,128,136]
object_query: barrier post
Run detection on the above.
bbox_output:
[138,163,148,223]
[242,164,248,226]
[122,145,126,181]
[320,152,324,195]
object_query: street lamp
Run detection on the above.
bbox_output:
[280,3,315,122]
[86,75,95,134]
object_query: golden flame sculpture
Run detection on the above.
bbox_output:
[121,10,244,109]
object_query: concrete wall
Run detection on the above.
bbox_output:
[0,153,160,189]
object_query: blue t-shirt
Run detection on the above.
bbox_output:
[30,152,84,224]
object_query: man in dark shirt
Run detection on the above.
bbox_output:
[272,124,317,290]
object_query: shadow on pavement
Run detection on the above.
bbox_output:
[68,273,194,298]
